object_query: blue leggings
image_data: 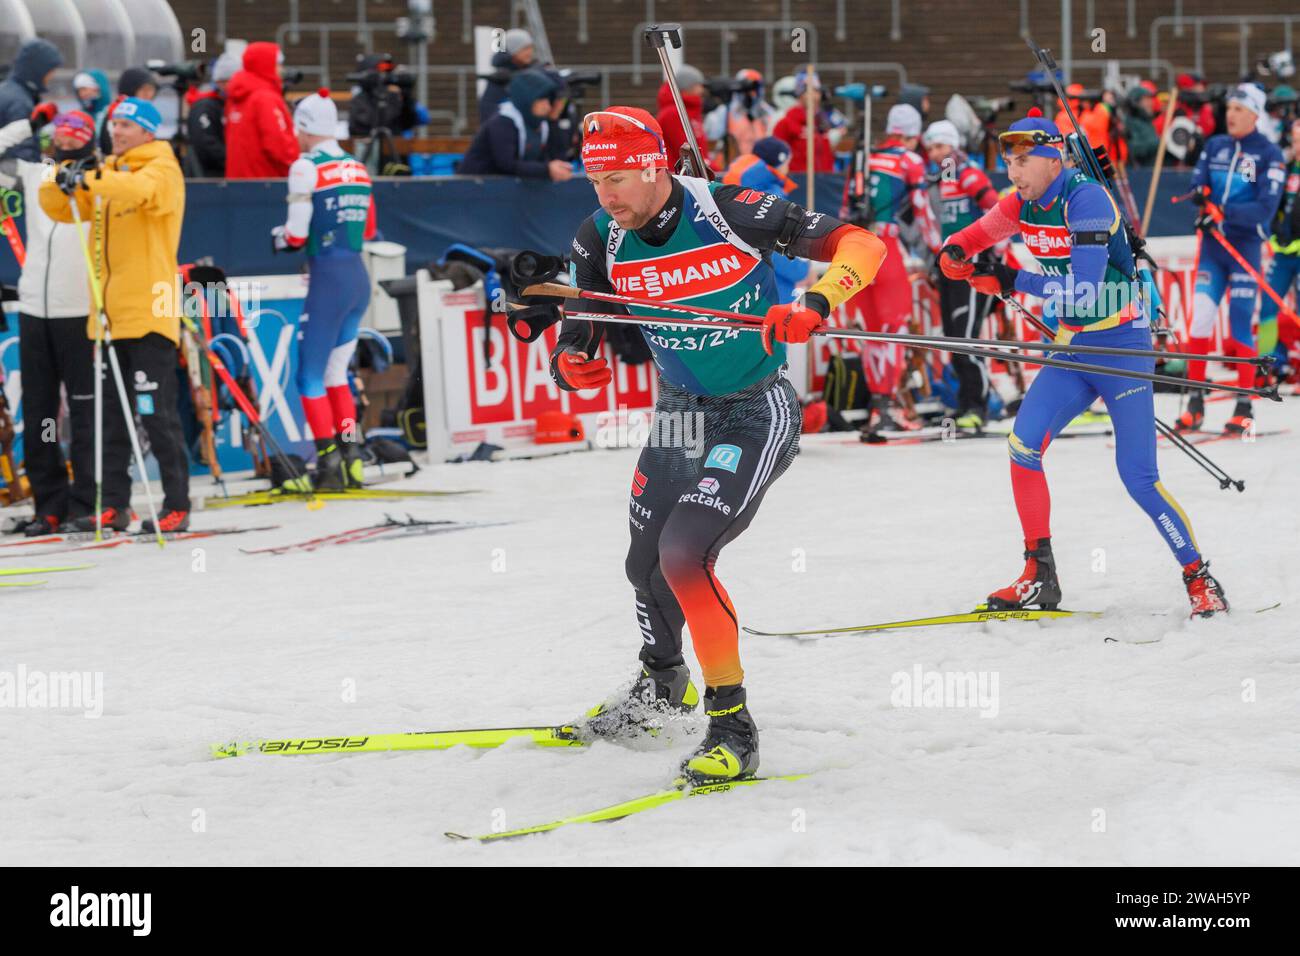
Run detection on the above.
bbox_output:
[296,252,370,398]
[1009,323,1201,566]
[1191,232,1261,346]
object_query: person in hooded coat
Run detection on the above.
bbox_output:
[0,39,63,161]
[224,42,299,178]
[458,69,572,180]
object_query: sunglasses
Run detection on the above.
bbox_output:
[998,129,1064,157]
[583,111,665,148]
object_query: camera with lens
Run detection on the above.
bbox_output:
[347,53,418,142]
[147,59,206,85]
[347,54,414,95]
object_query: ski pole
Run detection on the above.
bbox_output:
[66,193,165,546]
[992,287,1247,492]
[176,311,320,508]
[528,282,1278,389]
[1173,190,1300,324]
[551,305,1275,399]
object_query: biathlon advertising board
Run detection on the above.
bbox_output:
[416,269,658,459]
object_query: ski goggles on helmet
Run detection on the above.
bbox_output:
[998,129,1065,158]
[580,110,669,172]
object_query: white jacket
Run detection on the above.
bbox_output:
[0,119,91,318]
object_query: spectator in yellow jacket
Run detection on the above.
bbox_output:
[39,97,192,534]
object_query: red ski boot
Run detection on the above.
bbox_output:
[1183,559,1229,618]
[986,538,1062,610]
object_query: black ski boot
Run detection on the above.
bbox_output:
[683,685,759,783]
[1222,399,1254,436]
[583,661,699,741]
[340,435,366,488]
[985,537,1063,610]
[311,437,348,491]
[1175,393,1205,432]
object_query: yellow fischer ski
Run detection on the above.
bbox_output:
[446,774,810,842]
[743,607,1099,637]
[211,725,586,759]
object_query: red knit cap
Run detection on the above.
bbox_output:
[52,110,95,147]
[580,106,668,172]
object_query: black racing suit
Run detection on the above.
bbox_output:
[554,177,851,689]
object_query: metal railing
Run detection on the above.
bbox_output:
[630,20,820,84]
[1151,14,1300,79]
[273,18,908,138]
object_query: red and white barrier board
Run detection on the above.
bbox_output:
[417,271,657,458]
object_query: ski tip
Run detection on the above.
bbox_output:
[444,831,474,841]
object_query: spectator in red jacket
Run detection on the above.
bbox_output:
[772,70,836,173]
[224,42,299,178]
[655,66,718,172]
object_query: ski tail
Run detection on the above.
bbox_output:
[447,773,810,842]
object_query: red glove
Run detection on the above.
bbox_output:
[29,102,57,132]
[939,244,974,280]
[552,349,612,391]
[968,261,1019,297]
[761,301,824,355]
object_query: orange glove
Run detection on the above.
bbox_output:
[939,244,974,280]
[551,349,612,391]
[761,299,827,355]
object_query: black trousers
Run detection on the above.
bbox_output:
[625,370,800,690]
[101,333,191,513]
[937,272,993,413]
[17,314,97,520]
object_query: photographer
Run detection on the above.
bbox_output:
[478,29,537,124]
[185,52,239,177]
[39,98,192,533]
[703,69,778,161]
[225,42,299,178]
[0,107,95,535]
[347,54,419,173]
[458,69,572,181]
[1156,73,1218,165]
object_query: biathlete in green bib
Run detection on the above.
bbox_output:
[548,105,887,783]
[939,110,1229,618]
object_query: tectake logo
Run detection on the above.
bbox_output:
[697,477,720,494]
[1021,223,1072,256]
[610,243,756,299]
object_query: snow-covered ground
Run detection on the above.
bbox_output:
[2,391,1298,865]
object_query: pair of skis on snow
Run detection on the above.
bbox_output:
[210,723,806,841]
[201,486,476,510]
[239,514,511,555]
[0,526,281,559]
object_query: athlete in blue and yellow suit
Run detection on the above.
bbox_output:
[940,111,1229,618]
